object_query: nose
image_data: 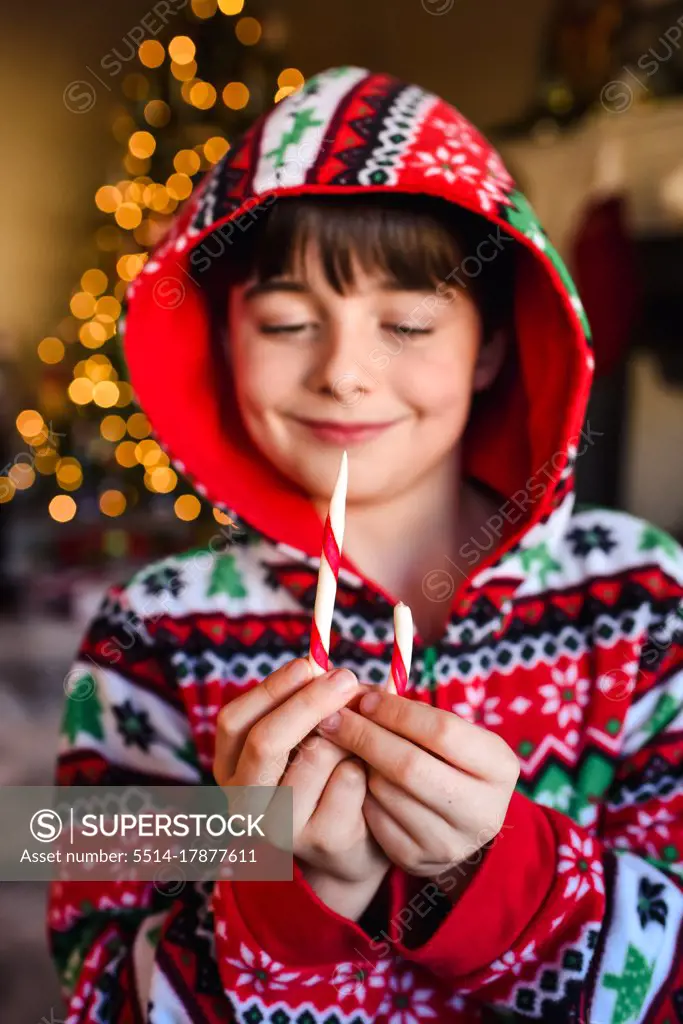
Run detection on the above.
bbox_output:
[305,316,377,406]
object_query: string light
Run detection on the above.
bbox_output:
[192,0,217,17]
[213,508,233,525]
[34,450,59,475]
[70,292,97,319]
[278,68,304,89]
[114,203,142,229]
[204,137,230,163]
[189,81,217,109]
[49,495,77,522]
[127,412,151,438]
[92,381,120,408]
[144,100,171,127]
[68,378,94,405]
[101,414,127,441]
[218,0,244,13]
[9,464,36,490]
[166,172,193,200]
[150,466,177,493]
[95,185,122,213]
[168,35,196,64]
[235,16,261,45]
[0,478,15,503]
[173,149,201,175]
[128,131,156,159]
[172,59,197,82]
[37,337,65,364]
[81,268,108,295]
[174,494,201,520]
[138,40,165,68]
[115,441,138,467]
[16,410,45,438]
[222,82,249,109]
[115,382,133,407]
[100,489,127,516]
[275,86,297,103]
[95,296,121,322]
[56,457,83,491]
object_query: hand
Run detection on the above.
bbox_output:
[213,657,390,918]
[315,688,520,892]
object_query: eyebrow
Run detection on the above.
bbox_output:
[243,278,435,300]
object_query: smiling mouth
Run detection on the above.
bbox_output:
[289,416,405,445]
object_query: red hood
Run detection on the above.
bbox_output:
[120,65,594,573]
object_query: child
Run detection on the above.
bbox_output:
[48,66,683,1023]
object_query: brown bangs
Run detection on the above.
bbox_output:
[199,192,516,339]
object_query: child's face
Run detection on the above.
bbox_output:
[227,239,503,503]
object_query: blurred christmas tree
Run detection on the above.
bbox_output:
[7,0,296,571]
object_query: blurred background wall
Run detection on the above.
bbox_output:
[1,0,683,1019]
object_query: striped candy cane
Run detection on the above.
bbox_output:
[309,451,348,676]
[387,601,414,695]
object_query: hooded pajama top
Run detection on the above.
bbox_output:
[47,66,683,1024]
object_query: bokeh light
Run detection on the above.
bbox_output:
[174,494,201,520]
[222,82,249,109]
[16,410,45,438]
[235,16,261,45]
[100,489,127,517]
[37,337,65,364]
[49,495,77,522]
[138,40,165,68]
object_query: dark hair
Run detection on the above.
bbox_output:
[199,192,517,344]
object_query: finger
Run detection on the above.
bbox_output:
[354,688,518,781]
[234,668,360,785]
[304,757,368,853]
[366,770,457,853]
[214,657,313,781]
[280,735,351,834]
[318,707,469,815]
[362,791,422,868]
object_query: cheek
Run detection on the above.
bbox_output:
[393,341,479,419]
[231,336,305,413]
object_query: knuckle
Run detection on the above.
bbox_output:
[432,717,453,751]
[395,748,420,787]
[216,702,237,737]
[247,723,276,762]
[492,739,520,783]
[333,758,366,787]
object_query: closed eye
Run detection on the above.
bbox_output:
[382,324,434,336]
[259,324,308,334]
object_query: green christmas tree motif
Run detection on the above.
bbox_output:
[265,107,325,168]
[519,541,562,588]
[568,752,616,826]
[208,553,247,598]
[420,645,439,692]
[602,944,655,1024]
[638,524,680,561]
[61,675,105,744]
[642,692,680,739]
[532,763,575,812]
[505,189,591,342]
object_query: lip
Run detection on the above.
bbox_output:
[290,416,404,445]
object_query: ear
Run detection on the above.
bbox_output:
[472,327,507,392]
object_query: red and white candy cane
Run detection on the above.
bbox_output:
[386,601,414,695]
[308,450,348,677]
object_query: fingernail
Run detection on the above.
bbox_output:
[319,711,341,730]
[328,669,357,691]
[360,691,380,714]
